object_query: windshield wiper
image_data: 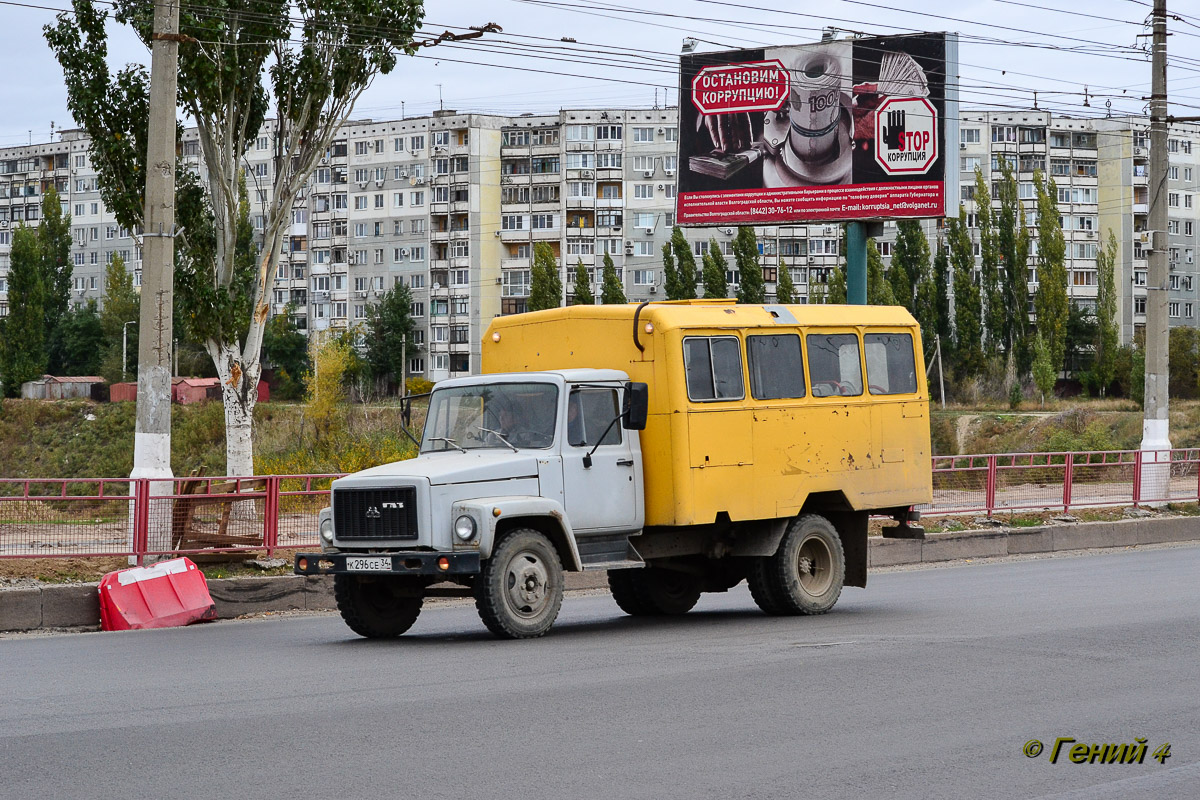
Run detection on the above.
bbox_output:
[427,436,466,453]
[477,426,519,453]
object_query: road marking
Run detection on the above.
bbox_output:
[790,640,857,648]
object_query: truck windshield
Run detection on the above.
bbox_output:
[421,382,560,452]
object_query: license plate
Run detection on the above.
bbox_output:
[346,556,393,572]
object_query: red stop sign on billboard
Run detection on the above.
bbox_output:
[691,60,790,115]
[873,96,939,174]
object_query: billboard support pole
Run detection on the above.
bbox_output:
[846,221,867,305]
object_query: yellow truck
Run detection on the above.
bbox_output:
[295,300,932,639]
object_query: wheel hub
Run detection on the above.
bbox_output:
[506,553,549,616]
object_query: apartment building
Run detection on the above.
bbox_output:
[953,111,1200,344]
[4,106,1199,380]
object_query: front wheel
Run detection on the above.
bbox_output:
[748,514,844,616]
[475,528,564,639]
[334,574,424,638]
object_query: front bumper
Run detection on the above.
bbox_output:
[294,551,481,576]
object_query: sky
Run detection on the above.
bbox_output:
[0,0,1195,146]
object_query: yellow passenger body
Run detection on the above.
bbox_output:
[483,300,932,528]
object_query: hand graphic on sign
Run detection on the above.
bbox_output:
[882,109,906,151]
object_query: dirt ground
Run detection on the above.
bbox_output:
[0,552,295,585]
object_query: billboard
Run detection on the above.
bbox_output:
[676,33,959,226]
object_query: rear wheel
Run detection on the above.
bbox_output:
[334,574,424,638]
[475,528,564,639]
[751,514,845,616]
[608,567,702,616]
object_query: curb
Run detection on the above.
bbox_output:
[3,516,1197,633]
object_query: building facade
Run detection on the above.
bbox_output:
[3,107,1200,381]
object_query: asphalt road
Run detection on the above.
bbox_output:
[3,546,1199,800]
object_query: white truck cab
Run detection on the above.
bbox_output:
[295,369,649,639]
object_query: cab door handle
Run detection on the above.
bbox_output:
[617,459,634,466]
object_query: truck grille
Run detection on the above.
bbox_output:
[333,487,419,542]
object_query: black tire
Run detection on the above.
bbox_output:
[334,574,424,638]
[608,567,702,616]
[755,514,845,616]
[746,557,788,616]
[608,568,658,616]
[475,528,564,639]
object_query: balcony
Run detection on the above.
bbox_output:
[451,201,470,214]
[566,196,595,209]
[431,230,450,243]
[1133,203,1149,215]
[501,257,530,270]
[499,228,529,243]
[430,202,449,215]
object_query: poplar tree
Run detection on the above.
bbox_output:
[1032,332,1055,406]
[528,242,562,311]
[1094,229,1119,394]
[997,157,1031,370]
[702,239,728,299]
[890,220,929,310]
[866,241,895,305]
[0,226,47,396]
[913,246,940,349]
[933,237,952,347]
[825,266,848,304]
[571,258,594,305]
[38,187,73,348]
[600,252,626,304]
[669,227,697,299]
[1033,171,1069,375]
[734,227,766,303]
[975,166,1003,355]
[948,207,984,377]
[98,253,140,383]
[776,259,796,304]
[661,241,681,300]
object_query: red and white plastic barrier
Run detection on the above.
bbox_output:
[98,557,217,631]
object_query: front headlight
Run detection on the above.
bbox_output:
[454,514,477,542]
[320,518,334,543]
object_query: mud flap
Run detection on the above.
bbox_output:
[825,511,868,588]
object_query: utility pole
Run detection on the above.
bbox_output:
[130,0,180,556]
[1141,0,1171,503]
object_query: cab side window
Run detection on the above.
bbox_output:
[747,334,806,399]
[806,333,863,397]
[865,333,917,395]
[683,336,745,401]
[568,388,622,447]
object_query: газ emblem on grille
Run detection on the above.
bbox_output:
[381,502,404,510]
[365,506,382,519]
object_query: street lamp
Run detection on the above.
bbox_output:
[122,320,136,381]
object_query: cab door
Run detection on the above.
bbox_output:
[561,386,640,532]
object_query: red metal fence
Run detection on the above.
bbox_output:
[927,449,1200,516]
[1,450,1197,562]
[0,475,338,562]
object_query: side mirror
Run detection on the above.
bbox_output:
[622,381,648,430]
